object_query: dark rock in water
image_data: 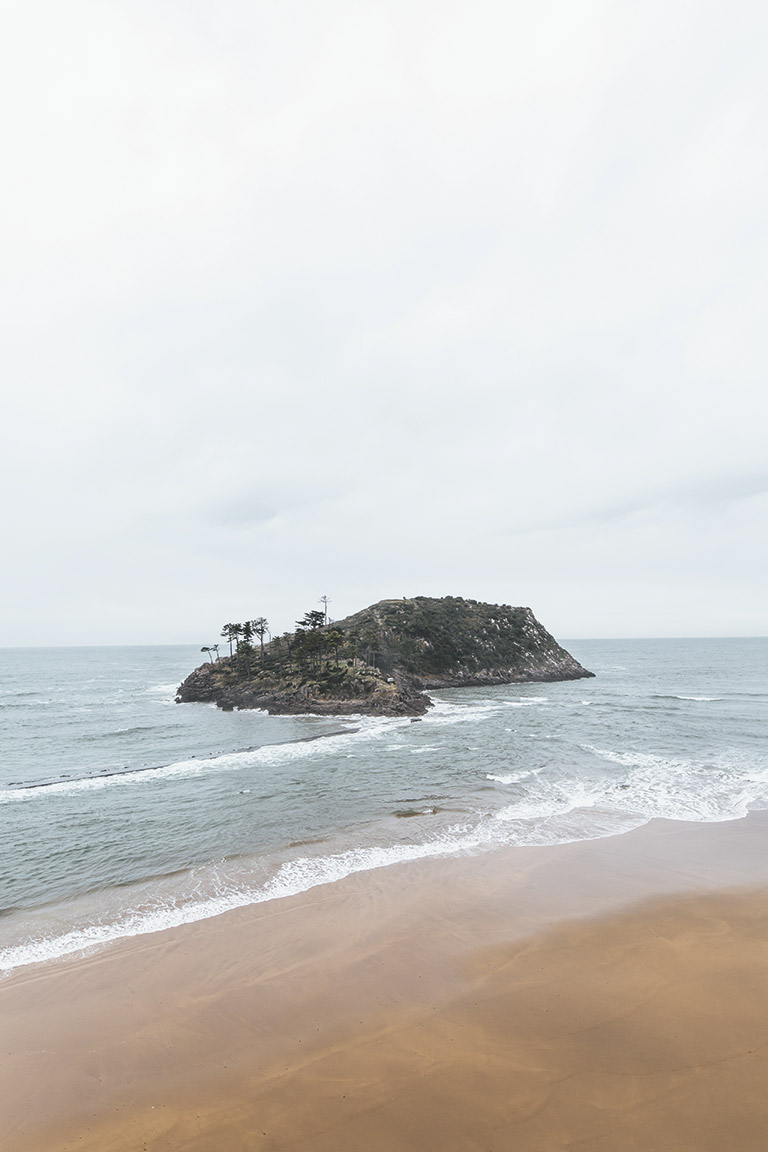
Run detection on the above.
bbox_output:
[176,595,594,718]
[176,664,427,717]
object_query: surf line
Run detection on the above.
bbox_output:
[8,727,360,790]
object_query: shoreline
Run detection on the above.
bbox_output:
[3,792,766,976]
[4,812,768,1149]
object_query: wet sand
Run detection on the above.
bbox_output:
[3,813,768,1151]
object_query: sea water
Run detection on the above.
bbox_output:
[1,638,765,973]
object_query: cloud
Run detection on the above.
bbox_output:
[1,0,766,643]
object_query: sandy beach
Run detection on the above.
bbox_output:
[4,812,768,1151]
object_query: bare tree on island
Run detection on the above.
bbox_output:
[238,620,254,676]
[220,623,240,659]
[251,617,270,660]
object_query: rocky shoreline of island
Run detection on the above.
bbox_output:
[176,596,594,717]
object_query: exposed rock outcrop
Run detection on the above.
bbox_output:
[176,663,429,716]
[176,596,593,717]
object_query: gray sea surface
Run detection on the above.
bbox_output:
[0,638,765,972]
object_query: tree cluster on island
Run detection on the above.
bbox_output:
[199,597,379,685]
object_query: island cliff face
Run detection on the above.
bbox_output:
[176,596,594,717]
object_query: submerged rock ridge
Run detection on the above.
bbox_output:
[176,596,594,717]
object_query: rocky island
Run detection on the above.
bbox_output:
[176,596,594,717]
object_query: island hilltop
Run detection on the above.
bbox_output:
[176,596,594,717]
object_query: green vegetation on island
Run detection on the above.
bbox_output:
[176,596,594,717]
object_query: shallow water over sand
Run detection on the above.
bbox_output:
[1,638,766,971]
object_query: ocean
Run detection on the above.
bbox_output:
[1,638,765,974]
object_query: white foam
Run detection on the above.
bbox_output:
[423,698,504,726]
[5,671,766,975]
[486,766,544,785]
[487,741,768,840]
[6,734,768,974]
[0,717,404,804]
[0,818,511,975]
[584,746,768,824]
[495,778,604,824]
[492,806,647,847]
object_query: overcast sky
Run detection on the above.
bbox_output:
[2,0,766,645]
